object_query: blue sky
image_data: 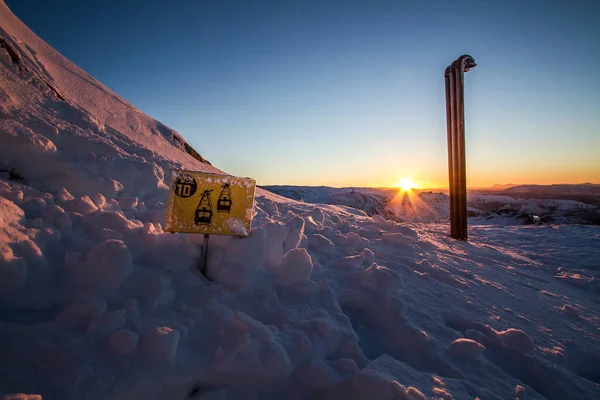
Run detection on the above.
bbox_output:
[7,0,600,187]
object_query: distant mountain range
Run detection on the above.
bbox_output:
[499,183,600,194]
[482,184,600,208]
[419,183,599,192]
[263,184,600,225]
[488,183,517,190]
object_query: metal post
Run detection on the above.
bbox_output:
[445,66,457,239]
[200,234,210,278]
[445,55,476,240]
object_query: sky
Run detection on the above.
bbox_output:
[5,0,600,188]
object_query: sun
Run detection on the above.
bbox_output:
[394,177,417,192]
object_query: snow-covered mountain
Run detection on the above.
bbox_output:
[264,186,600,225]
[501,183,600,195]
[1,3,600,400]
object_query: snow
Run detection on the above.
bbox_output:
[495,328,535,355]
[223,217,250,236]
[278,248,313,285]
[448,338,486,360]
[1,2,600,399]
[109,328,139,354]
[141,326,181,361]
[73,239,134,289]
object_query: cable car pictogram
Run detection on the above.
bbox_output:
[195,189,213,225]
[217,183,232,213]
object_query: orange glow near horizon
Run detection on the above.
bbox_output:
[256,167,600,190]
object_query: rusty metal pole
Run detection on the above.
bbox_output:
[445,66,457,239]
[445,55,476,240]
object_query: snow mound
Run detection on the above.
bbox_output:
[448,338,486,360]
[495,328,535,355]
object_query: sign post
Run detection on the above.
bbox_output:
[201,234,210,276]
[164,170,256,276]
[444,55,476,241]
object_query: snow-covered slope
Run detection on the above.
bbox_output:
[0,1,219,203]
[1,3,600,400]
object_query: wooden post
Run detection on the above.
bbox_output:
[445,55,476,240]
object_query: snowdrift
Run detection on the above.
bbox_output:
[1,3,600,399]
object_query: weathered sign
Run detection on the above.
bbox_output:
[164,170,256,236]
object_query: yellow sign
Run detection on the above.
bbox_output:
[164,170,256,236]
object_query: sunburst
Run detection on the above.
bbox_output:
[394,177,417,192]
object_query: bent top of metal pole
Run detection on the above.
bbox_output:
[445,55,477,77]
